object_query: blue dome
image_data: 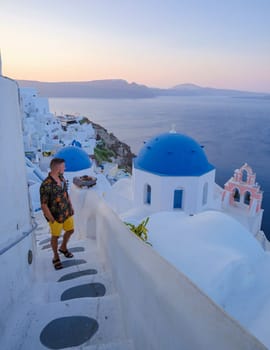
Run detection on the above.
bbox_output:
[134,132,214,176]
[55,146,92,172]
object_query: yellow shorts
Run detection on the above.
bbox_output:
[49,216,74,237]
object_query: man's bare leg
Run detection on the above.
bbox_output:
[51,236,60,261]
[59,229,74,252]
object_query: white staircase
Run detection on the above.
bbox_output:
[2,213,134,350]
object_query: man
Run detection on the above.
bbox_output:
[40,158,74,270]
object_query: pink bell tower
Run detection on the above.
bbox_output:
[222,163,263,234]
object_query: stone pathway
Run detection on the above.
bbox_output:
[2,213,134,349]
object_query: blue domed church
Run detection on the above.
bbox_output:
[55,146,92,172]
[133,131,216,215]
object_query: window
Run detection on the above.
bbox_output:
[202,183,208,205]
[242,169,248,182]
[174,189,183,209]
[244,191,251,205]
[144,184,151,205]
[233,188,240,202]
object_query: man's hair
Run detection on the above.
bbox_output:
[50,158,65,169]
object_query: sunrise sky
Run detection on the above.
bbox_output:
[0,0,269,92]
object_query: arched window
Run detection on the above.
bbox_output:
[202,183,208,205]
[144,184,151,205]
[242,169,248,182]
[244,191,251,205]
[174,189,183,209]
[233,188,240,202]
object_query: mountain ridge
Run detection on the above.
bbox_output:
[17,79,270,99]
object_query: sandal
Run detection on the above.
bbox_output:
[59,249,74,258]
[52,258,63,270]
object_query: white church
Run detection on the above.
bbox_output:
[103,128,266,248]
[133,131,215,214]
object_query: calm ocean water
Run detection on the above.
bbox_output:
[49,96,270,238]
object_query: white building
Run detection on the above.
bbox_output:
[104,130,266,252]
[20,87,50,117]
[20,87,58,152]
[133,131,216,215]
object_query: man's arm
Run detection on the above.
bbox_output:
[41,203,55,223]
[40,181,55,222]
[68,198,74,216]
[65,186,74,215]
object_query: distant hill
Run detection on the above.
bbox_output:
[17,79,270,99]
[17,79,157,98]
[171,83,270,97]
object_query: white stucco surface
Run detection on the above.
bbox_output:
[89,194,266,349]
[133,167,216,214]
[0,77,32,241]
[0,76,35,338]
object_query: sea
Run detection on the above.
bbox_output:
[49,96,270,238]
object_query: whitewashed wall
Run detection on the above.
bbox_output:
[133,168,216,214]
[0,76,35,336]
[72,189,266,349]
[0,77,32,239]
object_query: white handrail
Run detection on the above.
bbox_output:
[0,223,37,256]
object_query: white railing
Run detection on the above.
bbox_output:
[0,223,36,256]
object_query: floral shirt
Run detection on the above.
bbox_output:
[40,174,72,223]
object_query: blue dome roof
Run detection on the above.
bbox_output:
[55,146,92,172]
[134,132,214,176]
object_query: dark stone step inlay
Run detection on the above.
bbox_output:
[58,269,98,282]
[39,237,51,245]
[42,240,63,250]
[57,258,87,271]
[61,283,106,301]
[42,244,84,252]
[41,238,63,249]
[69,246,85,253]
[42,243,51,250]
[40,316,98,349]
[61,259,87,268]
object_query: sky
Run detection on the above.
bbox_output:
[0,0,270,92]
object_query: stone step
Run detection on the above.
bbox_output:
[10,214,132,349]
[47,271,116,302]
[36,250,105,283]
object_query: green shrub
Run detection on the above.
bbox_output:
[79,117,90,125]
[125,217,151,244]
[94,145,116,163]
